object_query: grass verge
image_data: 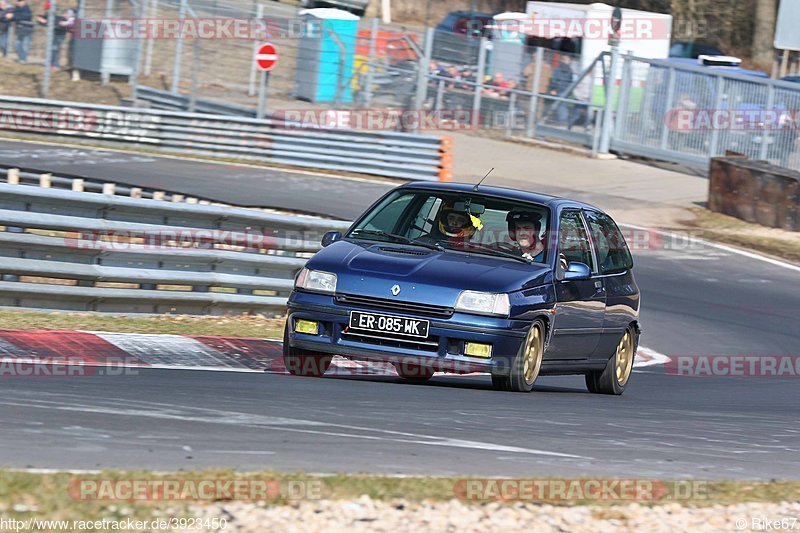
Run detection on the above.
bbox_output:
[679,207,800,264]
[0,310,285,339]
[0,469,799,522]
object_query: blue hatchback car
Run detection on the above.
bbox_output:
[284,182,641,394]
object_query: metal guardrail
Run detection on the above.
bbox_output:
[0,96,452,181]
[130,86,259,118]
[0,182,351,315]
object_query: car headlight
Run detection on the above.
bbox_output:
[454,291,510,316]
[295,268,337,294]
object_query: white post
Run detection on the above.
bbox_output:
[248,4,265,96]
[144,0,158,76]
[381,0,391,24]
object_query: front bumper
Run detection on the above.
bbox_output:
[287,291,530,373]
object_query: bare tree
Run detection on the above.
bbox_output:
[752,0,777,66]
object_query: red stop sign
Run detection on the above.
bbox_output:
[256,43,278,71]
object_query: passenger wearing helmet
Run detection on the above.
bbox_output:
[506,211,545,262]
[436,202,478,244]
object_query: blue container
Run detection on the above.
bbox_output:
[295,8,360,103]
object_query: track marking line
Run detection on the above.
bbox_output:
[622,223,800,273]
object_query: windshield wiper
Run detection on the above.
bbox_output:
[437,241,532,264]
[350,229,444,251]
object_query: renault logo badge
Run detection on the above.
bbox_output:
[391,284,401,296]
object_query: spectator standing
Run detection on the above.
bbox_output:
[0,0,12,57]
[36,3,72,68]
[6,0,33,64]
[547,54,575,124]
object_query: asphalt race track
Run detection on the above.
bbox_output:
[0,139,799,478]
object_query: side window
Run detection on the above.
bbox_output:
[407,196,442,239]
[558,210,594,271]
[584,210,633,274]
[362,193,414,233]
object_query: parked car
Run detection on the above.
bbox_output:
[432,10,494,65]
[669,41,726,59]
[284,182,641,394]
[299,0,367,17]
[781,75,800,84]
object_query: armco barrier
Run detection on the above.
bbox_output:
[0,96,449,181]
[0,182,351,315]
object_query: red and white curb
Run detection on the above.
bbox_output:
[0,330,670,376]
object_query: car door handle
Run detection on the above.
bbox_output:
[594,280,605,293]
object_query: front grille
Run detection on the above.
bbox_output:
[341,330,440,352]
[335,293,454,318]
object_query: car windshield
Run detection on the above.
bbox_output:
[347,189,550,264]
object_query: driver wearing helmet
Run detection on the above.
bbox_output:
[506,211,546,262]
[436,201,477,245]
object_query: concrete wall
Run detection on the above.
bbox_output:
[709,157,800,231]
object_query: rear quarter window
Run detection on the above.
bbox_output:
[584,210,633,274]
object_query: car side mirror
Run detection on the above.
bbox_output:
[321,231,342,247]
[564,262,591,281]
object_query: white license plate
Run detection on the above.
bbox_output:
[349,311,430,339]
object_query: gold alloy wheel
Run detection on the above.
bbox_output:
[615,330,634,386]
[523,323,544,384]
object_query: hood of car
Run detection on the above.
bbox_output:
[306,240,551,305]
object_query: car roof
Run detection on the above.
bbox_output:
[400,181,603,212]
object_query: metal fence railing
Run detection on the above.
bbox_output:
[612,55,800,170]
[0,95,451,181]
[0,178,350,315]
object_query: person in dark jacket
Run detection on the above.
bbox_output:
[547,54,575,124]
[5,0,33,63]
[37,3,73,68]
[0,0,12,57]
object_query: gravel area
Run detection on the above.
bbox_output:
[189,497,800,532]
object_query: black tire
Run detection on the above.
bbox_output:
[394,362,434,383]
[282,323,332,377]
[491,319,546,392]
[585,325,638,395]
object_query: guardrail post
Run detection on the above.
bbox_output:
[614,53,633,142]
[153,191,166,201]
[72,178,84,192]
[130,187,142,198]
[526,47,544,138]
[758,84,776,161]
[40,173,52,188]
[659,67,677,151]
[415,27,434,112]
[186,197,198,204]
[363,17,379,107]
[144,0,158,76]
[172,194,184,203]
[102,183,116,195]
[506,92,517,138]
[248,3,265,97]
[708,75,725,157]
[599,45,620,155]
[434,80,444,111]
[7,168,20,185]
[189,39,201,113]
[170,0,187,93]
[472,37,488,129]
